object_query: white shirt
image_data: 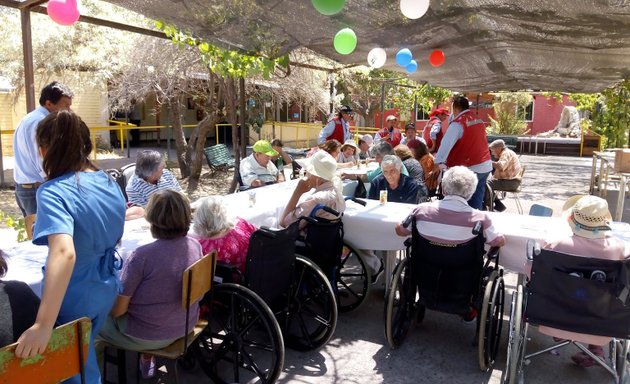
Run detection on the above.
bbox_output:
[239,153,279,186]
[13,106,49,183]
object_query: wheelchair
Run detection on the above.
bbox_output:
[503,244,630,384]
[384,216,505,371]
[296,200,371,313]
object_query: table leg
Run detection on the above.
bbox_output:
[589,154,597,194]
[616,174,627,222]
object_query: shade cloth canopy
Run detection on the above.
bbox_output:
[102,0,630,92]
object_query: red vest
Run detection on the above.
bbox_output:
[377,128,402,147]
[423,117,443,153]
[326,117,346,143]
[445,111,490,168]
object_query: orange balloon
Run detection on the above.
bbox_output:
[429,50,445,67]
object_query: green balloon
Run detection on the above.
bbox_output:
[312,0,346,16]
[334,28,357,55]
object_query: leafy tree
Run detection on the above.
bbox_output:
[487,92,533,135]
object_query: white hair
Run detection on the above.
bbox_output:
[192,196,235,238]
[441,166,478,200]
[381,155,402,171]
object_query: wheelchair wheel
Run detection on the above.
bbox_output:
[336,243,371,313]
[195,283,284,384]
[283,256,338,351]
[477,270,505,371]
[503,283,526,384]
[384,258,418,348]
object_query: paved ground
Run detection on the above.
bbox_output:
[3,153,625,383]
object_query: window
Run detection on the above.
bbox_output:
[516,101,534,122]
[416,106,429,120]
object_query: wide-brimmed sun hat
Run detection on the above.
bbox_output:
[341,139,358,152]
[306,150,337,181]
[253,140,279,157]
[562,195,612,239]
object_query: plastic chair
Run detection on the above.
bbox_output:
[528,204,553,217]
[0,317,91,384]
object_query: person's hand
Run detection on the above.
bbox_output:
[394,223,411,237]
[340,172,351,180]
[295,177,312,194]
[250,179,263,187]
[15,323,53,358]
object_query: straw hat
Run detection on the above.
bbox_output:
[562,195,612,239]
[306,150,337,181]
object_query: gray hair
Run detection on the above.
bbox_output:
[441,166,478,200]
[489,139,506,150]
[372,141,394,157]
[192,196,235,238]
[381,155,402,171]
[135,150,163,180]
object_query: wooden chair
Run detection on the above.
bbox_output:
[0,317,91,384]
[103,252,215,383]
[24,214,36,240]
[203,144,235,173]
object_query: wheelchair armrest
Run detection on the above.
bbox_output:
[214,261,244,284]
[487,246,500,261]
[258,226,278,238]
[401,214,414,229]
[344,196,367,206]
[311,204,340,218]
[472,221,483,235]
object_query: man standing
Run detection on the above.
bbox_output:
[374,115,402,147]
[318,105,353,144]
[240,140,285,187]
[13,81,73,217]
[433,95,492,210]
[487,139,522,211]
[422,107,449,153]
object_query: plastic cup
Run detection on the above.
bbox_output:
[379,190,388,205]
[248,191,256,207]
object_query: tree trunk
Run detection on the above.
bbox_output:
[169,99,190,177]
[239,77,248,157]
[225,78,240,193]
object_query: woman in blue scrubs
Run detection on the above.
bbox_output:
[15,110,126,384]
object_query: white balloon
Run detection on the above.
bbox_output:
[367,48,387,68]
[400,0,430,20]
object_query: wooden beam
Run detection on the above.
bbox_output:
[20,7,35,112]
[16,0,47,9]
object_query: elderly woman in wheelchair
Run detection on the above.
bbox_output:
[392,166,506,371]
[505,195,630,383]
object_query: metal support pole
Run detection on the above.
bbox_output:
[413,95,418,126]
[20,8,35,112]
[328,71,334,115]
[380,81,386,129]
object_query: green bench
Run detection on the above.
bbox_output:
[204,144,235,172]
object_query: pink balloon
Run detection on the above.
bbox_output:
[47,0,80,26]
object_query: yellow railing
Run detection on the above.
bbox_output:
[254,121,380,148]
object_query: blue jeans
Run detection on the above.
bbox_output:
[467,171,491,210]
[15,184,40,217]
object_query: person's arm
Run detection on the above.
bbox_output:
[429,121,441,140]
[110,295,131,317]
[277,170,286,183]
[15,234,75,358]
[493,151,509,171]
[125,206,145,220]
[280,178,313,227]
[279,149,292,166]
[318,121,335,144]
[373,131,382,144]
[434,122,463,165]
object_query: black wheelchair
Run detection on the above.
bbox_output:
[296,200,371,313]
[384,216,505,371]
[504,244,630,383]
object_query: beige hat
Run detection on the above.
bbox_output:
[386,115,397,121]
[562,195,612,239]
[306,150,337,181]
[341,139,358,152]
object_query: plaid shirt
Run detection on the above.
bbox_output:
[493,148,521,179]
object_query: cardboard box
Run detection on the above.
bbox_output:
[614,149,630,173]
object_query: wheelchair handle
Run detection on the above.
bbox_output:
[344,196,367,206]
[471,221,482,235]
[310,204,340,218]
[401,214,414,229]
[526,239,541,260]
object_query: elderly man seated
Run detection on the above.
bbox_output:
[240,140,286,188]
[487,139,522,212]
[126,150,183,208]
[368,155,419,204]
[395,166,505,320]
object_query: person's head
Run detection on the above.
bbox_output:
[271,138,283,150]
[381,155,403,187]
[489,139,506,158]
[429,107,450,121]
[371,141,394,164]
[393,144,413,161]
[441,166,478,200]
[386,114,397,128]
[404,124,416,138]
[306,150,337,187]
[135,150,165,184]
[340,139,358,157]
[562,195,612,239]
[145,190,191,240]
[451,95,470,115]
[338,105,353,121]
[36,110,94,180]
[407,139,429,160]
[39,81,73,112]
[361,134,373,147]
[0,250,6,278]
[319,139,342,159]
[252,140,279,167]
[192,196,234,238]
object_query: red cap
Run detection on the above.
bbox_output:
[429,107,450,118]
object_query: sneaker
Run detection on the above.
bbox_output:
[139,353,156,379]
[371,260,384,285]
[462,307,478,323]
